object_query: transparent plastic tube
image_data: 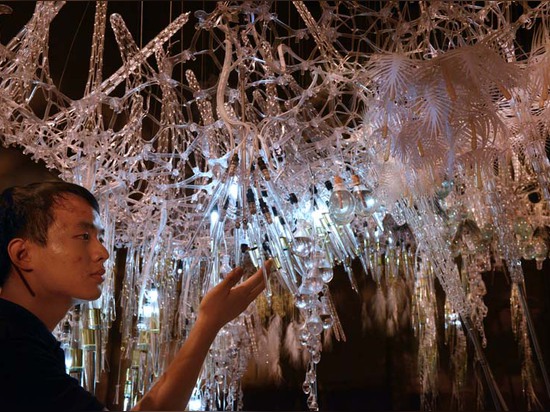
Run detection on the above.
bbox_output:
[461,316,508,411]
[137,204,167,312]
[517,281,550,399]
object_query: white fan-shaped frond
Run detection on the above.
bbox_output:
[366,52,420,102]
[413,74,452,137]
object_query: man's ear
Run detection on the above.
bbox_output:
[7,238,33,272]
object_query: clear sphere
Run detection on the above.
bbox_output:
[329,189,356,225]
[313,254,333,283]
[298,281,315,296]
[311,350,322,364]
[319,266,333,283]
[305,251,327,271]
[306,335,320,353]
[306,313,323,336]
[298,327,310,347]
[304,276,324,294]
[321,314,333,329]
[296,293,310,309]
[296,292,317,309]
[353,188,377,217]
[303,258,315,271]
[307,395,318,411]
[293,236,315,258]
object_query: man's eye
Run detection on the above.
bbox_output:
[79,233,90,240]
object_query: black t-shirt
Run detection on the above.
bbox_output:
[0,298,105,411]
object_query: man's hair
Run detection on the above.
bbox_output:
[0,181,99,286]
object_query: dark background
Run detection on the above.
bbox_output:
[1,2,549,410]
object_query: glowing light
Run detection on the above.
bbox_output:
[142,303,154,318]
[366,197,376,209]
[210,207,219,226]
[229,182,239,200]
[147,288,158,303]
[188,398,202,411]
[311,209,324,226]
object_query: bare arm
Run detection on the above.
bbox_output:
[132,260,271,411]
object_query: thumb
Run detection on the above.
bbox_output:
[223,266,244,288]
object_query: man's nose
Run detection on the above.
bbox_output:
[95,240,110,262]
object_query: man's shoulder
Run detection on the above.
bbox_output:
[0,311,59,366]
[0,316,46,352]
[0,298,54,342]
[0,307,23,340]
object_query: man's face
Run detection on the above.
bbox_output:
[28,194,110,303]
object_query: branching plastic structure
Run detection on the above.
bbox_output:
[1,1,550,410]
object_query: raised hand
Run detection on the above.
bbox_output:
[197,259,272,330]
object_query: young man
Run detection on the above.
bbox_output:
[0,181,271,411]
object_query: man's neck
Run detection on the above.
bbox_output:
[0,278,71,331]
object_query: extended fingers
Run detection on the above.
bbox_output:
[234,270,265,304]
[238,267,264,291]
[224,259,272,295]
[223,266,244,288]
[248,278,266,298]
[240,259,272,294]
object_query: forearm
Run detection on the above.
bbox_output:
[132,263,267,411]
[132,316,219,411]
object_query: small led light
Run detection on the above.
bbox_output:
[188,398,202,411]
[210,208,219,226]
[148,288,158,303]
[229,182,239,200]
